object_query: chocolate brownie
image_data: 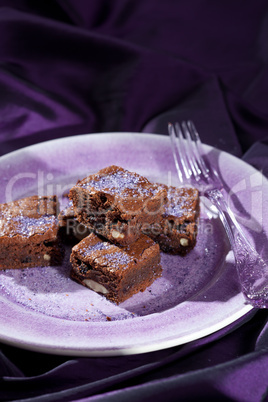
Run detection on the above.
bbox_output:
[70,232,162,304]
[0,195,63,269]
[142,185,199,255]
[58,200,91,244]
[69,166,166,246]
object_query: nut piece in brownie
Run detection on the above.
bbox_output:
[70,232,162,304]
[0,195,63,269]
[69,166,166,246]
[58,200,91,244]
[142,185,199,255]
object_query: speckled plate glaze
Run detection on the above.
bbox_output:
[0,133,266,356]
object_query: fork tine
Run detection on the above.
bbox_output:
[181,121,201,180]
[168,123,184,183]
[169,123,193,183]
[174,122,192,180]
[186,121,210,178]
[169,121,210,186]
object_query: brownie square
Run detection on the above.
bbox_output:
[0,195,63,269]
[69,166,166,246]
[70,232,162,304]
[142,185,199,255]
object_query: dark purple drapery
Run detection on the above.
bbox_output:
[0,1,267,401]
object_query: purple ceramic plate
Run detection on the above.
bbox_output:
[0,133,266,356]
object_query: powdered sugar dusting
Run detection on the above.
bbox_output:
[78,241,133,271]
[79,240,113,257]
[0,215,57,237]
[166,197,193,217]
[165,189,197,218]
[0,261,136,322]
[104,251,133,271]
[81,170,159,198]
[90,241,113,252]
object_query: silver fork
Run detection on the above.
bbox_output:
[169,121,268,308]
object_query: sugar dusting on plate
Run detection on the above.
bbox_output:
[0,214,228,322]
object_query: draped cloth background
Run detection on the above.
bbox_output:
[0,1,267,401]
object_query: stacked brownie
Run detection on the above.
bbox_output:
[69,165,167,246]
[68,166,165,303]
[68,166,199,303]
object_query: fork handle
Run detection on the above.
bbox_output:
[206,189,268,308]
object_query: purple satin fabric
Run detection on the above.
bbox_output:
[0,1,268,401]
